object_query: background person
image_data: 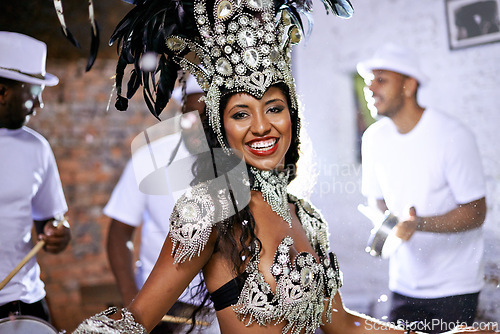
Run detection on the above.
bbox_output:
[0,31,71,323]
[358,43,487,333]
[105,75,219,333]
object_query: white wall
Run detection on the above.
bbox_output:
[293,0,500,322]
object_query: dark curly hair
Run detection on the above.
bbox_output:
[184,82,301,332]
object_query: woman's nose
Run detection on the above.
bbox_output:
[250,112,271,135]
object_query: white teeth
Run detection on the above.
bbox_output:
[249,138,276,149]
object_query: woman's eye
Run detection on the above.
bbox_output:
[267,106,284,114]
[231,111,248,120]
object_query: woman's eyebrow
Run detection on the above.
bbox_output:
[228,103,249,113]
[265,98,285,105]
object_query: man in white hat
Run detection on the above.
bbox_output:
[0,31,71,323]
[358,43,486,333]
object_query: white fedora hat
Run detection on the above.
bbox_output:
[171,73,204,104]
[0,31,59,86]
[357,43,428,85]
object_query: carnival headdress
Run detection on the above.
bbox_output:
[110,0,352,151]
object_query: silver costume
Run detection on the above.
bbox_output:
[170,168,343,334]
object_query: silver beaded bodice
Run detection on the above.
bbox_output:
[169,184,343,333]
[232,197,342,334]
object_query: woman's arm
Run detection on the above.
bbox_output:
[127,231,217,332]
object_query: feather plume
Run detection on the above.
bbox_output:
[155,55,179,116]
[53,0,81,48]
[86,23,100,71]
[322,0,353,18]
[109,0,197,114]
[86,0,100,71]
[110,0,352,115]
[275,0,352,41]
[126,69,142,99]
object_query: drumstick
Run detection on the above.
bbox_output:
[161,314,211,327]
[0,240,46,291]
[0,219,66,291]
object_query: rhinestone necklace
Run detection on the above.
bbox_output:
[250,166,292,228]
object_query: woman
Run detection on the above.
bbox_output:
[128,82,340,334]
[74,0,497,332]
[74,83,498,334]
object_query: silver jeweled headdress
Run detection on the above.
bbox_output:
[110,0,353,150]
[169,0,299,152]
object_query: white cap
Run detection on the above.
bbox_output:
[171,74,204,104]
[356,43,428,85]
[0,31,59,86]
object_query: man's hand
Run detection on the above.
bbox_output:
[394,207,420,241]
[38,219,71,254]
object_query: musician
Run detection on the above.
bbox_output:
[358,43,487,333]
[0,31,71,323]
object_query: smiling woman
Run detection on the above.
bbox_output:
[223,86,292,171]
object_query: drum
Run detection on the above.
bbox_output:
[365,211,401,258]
[358,204,402,259]
[0,315,59,333]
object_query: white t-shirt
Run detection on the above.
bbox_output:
[104,147,204,304]
[361,108,486,298]
[0,127,68,305]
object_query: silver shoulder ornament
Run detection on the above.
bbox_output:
[169,180,233,263]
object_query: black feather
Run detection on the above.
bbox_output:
[86,22,100,72]
[115,95,129,111]
[127,69,142,99]
[155,55,179,115]
[323,0,353,18]
[115,55,128,111]
[143,86,160,120]
[141,66,159,119]
[60,27,81,48]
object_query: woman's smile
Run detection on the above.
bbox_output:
[245,136,280,156]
